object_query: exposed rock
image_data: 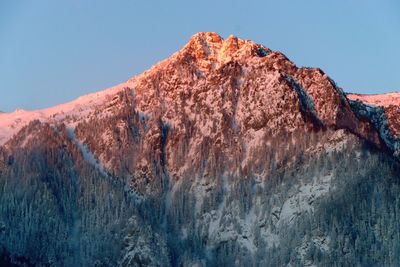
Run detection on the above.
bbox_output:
[1,32,400,266]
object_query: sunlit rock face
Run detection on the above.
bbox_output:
[1,33,400,266]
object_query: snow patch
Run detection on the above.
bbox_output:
[0,82,132,145]
[278,173,333,225]
[67,128,107,176]
[348,92,400,108]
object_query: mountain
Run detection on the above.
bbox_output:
[348,93,400,141]
[1,32,400,266]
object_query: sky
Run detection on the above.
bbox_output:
[0,0,399,112]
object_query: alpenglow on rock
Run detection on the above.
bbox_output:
[1,32,400,266]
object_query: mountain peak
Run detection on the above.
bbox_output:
[187,32,223,46]
[14,108,26,114]
[2,32,399,158]
[180,32,271,69]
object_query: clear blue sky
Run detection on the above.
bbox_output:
[1,0,399,112]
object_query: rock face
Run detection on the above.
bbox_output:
[348,93,400,138]
[1,32,400,266]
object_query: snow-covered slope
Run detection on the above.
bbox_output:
[348,92,400,142]
[0,82,132,145]
[348,92,400,107]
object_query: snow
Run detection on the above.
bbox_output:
[348,92,400,107]
[0,82,133,145]
[67,128,108,176]
[297,235,330,266]
[170,32,272,72]
[20,132,34,148]
[207,174,230,237]
[323,129,349,152]
[278,173,333,225]
[241,128,267,169]
[238,206,257,253]
[314,129,349,154]
[348,98,400,155]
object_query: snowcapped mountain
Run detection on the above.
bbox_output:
[1,32,400,266]
[0,82,132,145]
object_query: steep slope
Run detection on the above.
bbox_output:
[76,32,393,179]
[1,32,400,266]
[348,93,400,140]
[0,82,131,145]
[348,92,400,107]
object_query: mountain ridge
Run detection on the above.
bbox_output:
[1,32,400,266]
[1,32,398,157]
